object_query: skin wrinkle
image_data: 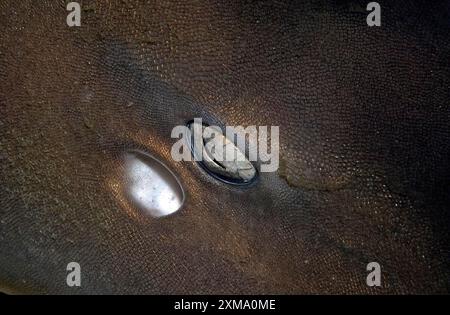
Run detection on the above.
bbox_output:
[0,1,449,294]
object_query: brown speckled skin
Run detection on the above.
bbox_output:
[0,0,449,294]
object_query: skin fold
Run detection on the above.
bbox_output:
[0,0,449,294]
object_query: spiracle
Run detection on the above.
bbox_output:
[187,120,258,185]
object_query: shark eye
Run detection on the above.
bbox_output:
[122,150,185,218]
[187,121,257,185]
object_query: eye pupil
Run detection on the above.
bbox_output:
[187,121,258,185]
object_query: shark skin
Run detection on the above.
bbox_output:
[0,1,449,294]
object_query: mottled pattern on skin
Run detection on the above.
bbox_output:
[0,1,449,294]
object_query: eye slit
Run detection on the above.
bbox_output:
[187,120,258,185]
